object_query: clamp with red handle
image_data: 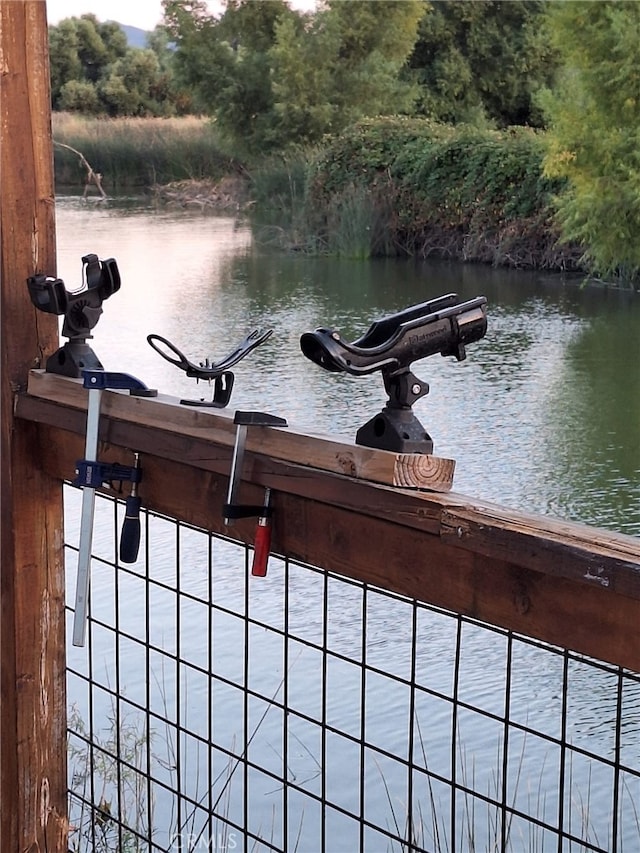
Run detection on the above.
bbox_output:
[223,411,287,576]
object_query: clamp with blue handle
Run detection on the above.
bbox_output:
[72,370,157,647]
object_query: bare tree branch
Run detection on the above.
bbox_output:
[54,140,107,199]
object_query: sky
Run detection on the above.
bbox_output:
[46,0,315,31]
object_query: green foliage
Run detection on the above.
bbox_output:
[271,0,423,147]
[163,0,292,153]
[393,126,559,227]
[541,0,640,284]
[58,79,101,114]
[99,50,167,116]
[248,149,310,213]
[49,19,83,96]
[164,0,423,156]
[67,703,150,851]
[407,0,558,128]
[49,14,187,117]
[298,118,568,264]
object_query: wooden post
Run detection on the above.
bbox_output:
[1,2,68,849]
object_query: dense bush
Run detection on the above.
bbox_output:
[301,118,579,268]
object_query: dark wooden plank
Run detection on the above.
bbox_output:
[16,388,640,598]
[441,504,640,598]
[275,497,640,673]
[25,420,640,672]
[0,3,67,848]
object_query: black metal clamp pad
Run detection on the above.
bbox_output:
[82,369,157,397]
[300,294,487,454]
[147,329,273,408]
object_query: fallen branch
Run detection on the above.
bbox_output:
[53,140,107,199]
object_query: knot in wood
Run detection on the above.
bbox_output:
[337,453,357,477]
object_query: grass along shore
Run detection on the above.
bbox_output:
[53,113,585,273]
[53,113,238,190]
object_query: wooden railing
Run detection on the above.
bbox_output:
[17,370,640,675]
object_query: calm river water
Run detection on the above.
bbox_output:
[55,195,640,850]
[54,195,640,535]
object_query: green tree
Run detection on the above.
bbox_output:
[271,0,422,147]
[49,18,83,104]
[73,14,119,82]
[541,0,640,282]
[268,13,337,146]
[164,0,298,150]
[58,79,100,113]
[408,0,556,128]
[147,26,194,114]
[94,20,129,64]
[99,50,163,115]
[162,0,230,107]
[49,14,187,116]
[163,0,423,155]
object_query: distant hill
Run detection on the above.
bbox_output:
[113,22,150,49]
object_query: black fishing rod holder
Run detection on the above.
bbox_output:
[27,253,120,377]
[300,293,488,454]
[147,328,273,408]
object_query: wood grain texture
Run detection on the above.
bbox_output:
[26,370,456,491]
[1,3,68,848]
[15,380,640,671]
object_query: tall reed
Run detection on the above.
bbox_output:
[52,113,237,190]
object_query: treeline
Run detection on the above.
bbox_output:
[50,1,640,285]
[49,15,188,116]
[49,1,554,136]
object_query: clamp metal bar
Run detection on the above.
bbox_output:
[224,421,249,526]
[72,383,102,647]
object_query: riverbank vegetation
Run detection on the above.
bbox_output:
[49,0,640,286]
[52,113,238,188]
[53,112,580,271]
[250,118,580,269]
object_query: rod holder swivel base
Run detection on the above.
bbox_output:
[46,340,103,378]
[356,407,434,454]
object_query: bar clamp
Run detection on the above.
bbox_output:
[72,370,156,647]
[223,410,288,576]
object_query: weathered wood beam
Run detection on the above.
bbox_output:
[0,2,68,849]
[24,370,457,491]
[15,373,640,672]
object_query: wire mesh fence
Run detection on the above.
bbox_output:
[64,485,640,853]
